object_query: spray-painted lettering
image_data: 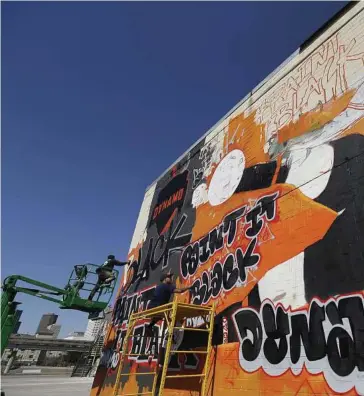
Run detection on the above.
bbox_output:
[233,294,364,395]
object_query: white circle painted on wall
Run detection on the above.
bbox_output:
[192,183,208,208]
[208,149,245,206]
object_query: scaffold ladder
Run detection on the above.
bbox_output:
[113,299,215,396]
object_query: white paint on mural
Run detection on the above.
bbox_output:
[234,295,364,395]
[285,80,364,151]
[348,79,364,109]
[191,183,208,208]
[285,145,334,199]
[257,81,364,320]
[258,252,306,310]
[199,136,225,179]
[254,32,364,144]
[203,119,227,175]
[208,149,245,206]
[129,184,157,253]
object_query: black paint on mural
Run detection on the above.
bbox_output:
[233,295,364,377]
[113,287,156,326]
[235,162,277,193]
[303,135,364,301]
[189,239,260,306]
[149,170,189,235]
[180,193,278,305]
[181,192,278,281]
[127,214,192,291]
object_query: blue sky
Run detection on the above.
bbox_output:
[2,1,347,337]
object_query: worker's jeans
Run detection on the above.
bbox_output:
[88,273,114,300]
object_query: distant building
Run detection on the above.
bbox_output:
[36,313,57,334]
[64,331,86,341]
[14,348,66,366]
[84,319,103,341]
[70,308,114,377]
[13,310,23,334]
[35,313,61,339]
[15,349,42,365]
[2,309,113,374]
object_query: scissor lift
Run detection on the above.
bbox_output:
[113,300,215,396]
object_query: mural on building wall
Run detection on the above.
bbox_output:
[91,5,364,396]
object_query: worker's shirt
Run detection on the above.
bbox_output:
[101,260,114,272]
[149,284,176,308]
[101,259,128,272]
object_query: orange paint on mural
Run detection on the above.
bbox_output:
[91,340,361,396]
[341,118,364,138]
[185,184,337,314]
[116,366,153,395]
[194,344,359,396]
[160,207,178,235]
[223,111,269,167]
[139,342,360,396]
[192,184,336,242]
[277,89,356,144]
[90,368,111,396]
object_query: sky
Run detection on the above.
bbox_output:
[2,1,348,337]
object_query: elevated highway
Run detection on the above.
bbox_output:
[7,335,92,352]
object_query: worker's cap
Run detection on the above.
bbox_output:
[107,255,115,260]
[160,272,174,282]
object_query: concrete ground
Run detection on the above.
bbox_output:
[1,375,94,396]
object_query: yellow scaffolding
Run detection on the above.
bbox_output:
[113,299,215,396]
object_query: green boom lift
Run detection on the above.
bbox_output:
[1,264,119,355]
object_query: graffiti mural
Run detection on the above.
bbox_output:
[91,4,364,395]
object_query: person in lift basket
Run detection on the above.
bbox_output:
[145,271,192,337]
[88,255,129,301]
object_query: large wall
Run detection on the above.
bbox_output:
[92,3,364,395]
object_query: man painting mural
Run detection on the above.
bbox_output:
[88,255,129,301]
[145,271,192,337]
